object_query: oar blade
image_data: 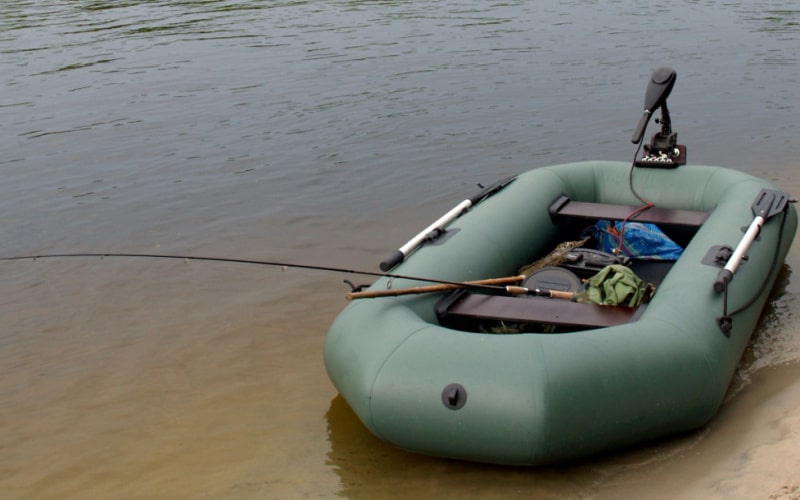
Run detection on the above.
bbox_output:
[751,189,789,219]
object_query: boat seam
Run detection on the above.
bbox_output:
[366,320,432,440]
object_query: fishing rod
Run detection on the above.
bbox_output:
[0,252,531,296]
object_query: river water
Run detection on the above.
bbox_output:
[1,1,799,498]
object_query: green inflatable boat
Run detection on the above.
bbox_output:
[323,69,797,465]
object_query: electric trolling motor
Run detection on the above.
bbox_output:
[631,67,687,168]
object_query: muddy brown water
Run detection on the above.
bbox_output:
[2,1,799,498]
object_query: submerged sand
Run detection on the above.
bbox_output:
[1,233,798,498]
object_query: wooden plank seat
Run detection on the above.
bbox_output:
[436,196,705,333]
[549,194,709,227]
[439,292,639,330]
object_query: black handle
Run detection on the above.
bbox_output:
[713,269,733,293]
[379,250,405,272]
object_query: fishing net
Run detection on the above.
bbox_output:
[517,238,589,276]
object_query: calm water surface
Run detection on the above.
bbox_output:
[1,1,799,498]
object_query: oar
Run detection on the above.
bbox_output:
[379,176,516,271]
[713,189,789,293]
[346,275,525,300]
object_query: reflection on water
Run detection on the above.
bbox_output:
[324,395,579,499]
[324,393,716,499]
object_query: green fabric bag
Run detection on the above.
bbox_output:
[580,264,655,307]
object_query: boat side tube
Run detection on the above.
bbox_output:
[324,161,797,464]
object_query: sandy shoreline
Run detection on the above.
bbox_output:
[713,377,800,500]
[594,362,800,499]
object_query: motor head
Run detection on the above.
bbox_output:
[631,67,677,144]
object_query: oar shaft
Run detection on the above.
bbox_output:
[380,200,472,272]
[714,215,764,292]
[725,216,764,274]
[346,275,525,300]
[713,189,790,293]
[379,176,516,271]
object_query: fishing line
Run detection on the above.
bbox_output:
[0,252,510,294]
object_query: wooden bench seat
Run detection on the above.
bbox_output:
[439,292,639,331]
[549,195,709,227]
[435,196,703,333]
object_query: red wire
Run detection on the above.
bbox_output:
[618,146,655,256]
[615,201,654,256]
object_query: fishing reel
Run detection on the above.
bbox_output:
[631,67,686,168]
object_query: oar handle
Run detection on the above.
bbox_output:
[346,275,525,300]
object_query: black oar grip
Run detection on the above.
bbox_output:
[713,269,733,293]
[380,250,405,271]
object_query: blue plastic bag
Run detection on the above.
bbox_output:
[594,220,683,260]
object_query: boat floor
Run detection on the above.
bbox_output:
[435,198,707,334]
